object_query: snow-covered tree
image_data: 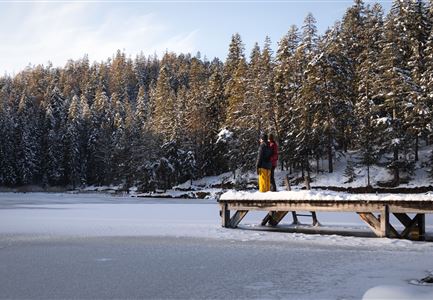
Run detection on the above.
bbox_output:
[274,25,302,171]
[355,3,384,185]
[88,88,112,185]
[150,62,177,141]
[42,86,66,185]
[377,2,418,184]
[0,87,18,185]
[344,156,356,183]
[64,95,83,187]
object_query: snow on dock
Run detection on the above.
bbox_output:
[220,190,433,202]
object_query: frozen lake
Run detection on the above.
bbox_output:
[1,193,433,299]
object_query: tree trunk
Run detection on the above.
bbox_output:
[304,154,311,190]
[367,165,370,187]
[415,135,419,162]
[393,148,399,185]
[328,133,333,173]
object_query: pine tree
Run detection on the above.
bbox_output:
[354,4,384,185]
[150,63,177,141]
[406,0,429,161]
[360,3,387,150]
[296,75,315,178]
[64,95,82,187]
[109,50,127,96]
[274,25,301,171]
[121,96,136,189]
[88,88,112,185]
[304,26,353,174]
[109,92,123,184]
[291,13,320,178]
[337,0,367,151]
[423,11,433,146]
[135,85,148,130]
[260,36,275,131]
[344,156,356,183]
[236,43,263,172]
[223,33,245,88]
[185,57,208,178]
[0,89,18,185]
[16,93,40,184]
[225,59,247,130]
[377,1,417,184]
[204,59,227,175]
[224,57,248,174]
[222,34,247,175]
[43,86,66,185]
[301,13,318,57]
[78,94,91,185]
[245,42,262,133]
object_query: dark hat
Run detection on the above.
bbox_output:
[260,132,268,141]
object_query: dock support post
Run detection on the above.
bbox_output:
[291,211,299,225]
[268,211,289,226]
[261,212,271,226]
[221,203,230,228]
[311,212,319,226]
[358,212,381,237]
[261,211,289,226]
[230,210,248,228]
[380,205,390,238]
[418,214,425,241]
[394,213,425,240]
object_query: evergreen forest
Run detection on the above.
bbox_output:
[1,0,433,191]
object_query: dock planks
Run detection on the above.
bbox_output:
[218,196,433,241]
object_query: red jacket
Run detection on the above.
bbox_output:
[269,141,278,168]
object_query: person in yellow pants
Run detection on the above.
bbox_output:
[256,133,272,192]
[258,168,271,192]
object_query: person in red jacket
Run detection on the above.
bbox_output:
[268,133,278,191]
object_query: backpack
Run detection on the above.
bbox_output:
[263,144,273,163]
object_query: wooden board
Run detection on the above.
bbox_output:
[219,198,433,240]
[219,199,433,214]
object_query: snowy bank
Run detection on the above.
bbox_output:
[363,285,433,300]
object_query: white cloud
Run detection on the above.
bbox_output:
[0,3,198,75]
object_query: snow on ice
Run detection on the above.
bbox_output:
[1,192,433,299]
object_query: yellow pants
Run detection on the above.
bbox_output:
[258,168,271,192]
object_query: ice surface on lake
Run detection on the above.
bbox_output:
[1,192,433,299]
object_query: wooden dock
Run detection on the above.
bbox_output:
[218,193,433,241]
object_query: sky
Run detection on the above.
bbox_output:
[0,0,392,75]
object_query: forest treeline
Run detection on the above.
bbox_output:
[1,0,433,190]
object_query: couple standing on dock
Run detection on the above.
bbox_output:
[256,133,278,192]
